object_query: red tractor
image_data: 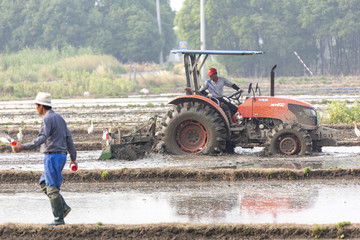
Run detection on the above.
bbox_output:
[160,50,337,155]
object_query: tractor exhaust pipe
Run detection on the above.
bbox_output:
[270,64,277,96]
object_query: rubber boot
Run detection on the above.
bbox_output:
[47,187,65,225]
[60,195,72,218]
[40,181,71,218]
[225,111,236,127]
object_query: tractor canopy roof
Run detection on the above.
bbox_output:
[171,49,264,55]
[171,49,264,94]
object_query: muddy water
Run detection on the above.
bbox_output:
[0,179,359,225]
[1,146,359,171]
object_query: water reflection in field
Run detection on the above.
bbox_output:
[0,180,359,224]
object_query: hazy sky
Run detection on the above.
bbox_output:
[170,0,185,12]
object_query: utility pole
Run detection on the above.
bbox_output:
[200,0,206,81]
[156,0,163,66]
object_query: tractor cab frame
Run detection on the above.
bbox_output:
[171,49,264,95]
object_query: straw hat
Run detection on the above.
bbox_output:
[34,92,52,107]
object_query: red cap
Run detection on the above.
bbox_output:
[207,68,217,76]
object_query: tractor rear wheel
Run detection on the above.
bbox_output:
[265,123,312,156]
[161,102,227,155]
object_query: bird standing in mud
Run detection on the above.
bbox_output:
[88,120,94,134]
[17,127,23,142]
[102,129,108,141]
[354,121,360,137]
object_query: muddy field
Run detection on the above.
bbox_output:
[1,97,360,239]
[0,124,358,152]
[0,95,359,154]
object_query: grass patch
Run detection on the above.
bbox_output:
[321,100,360,124]
[336,221,351,239]
[304,166,311,176]
[312,225,326,239]
[100,170,109,180]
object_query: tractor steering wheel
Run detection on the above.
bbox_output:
[224,90,243,105]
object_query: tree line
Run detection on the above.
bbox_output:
[0,0,176,63]
[176,0,360,77]
[1,0,360,77]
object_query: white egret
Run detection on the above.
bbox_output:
[88,120,94,134]
[17,127,23,142]
[353,121,360,137]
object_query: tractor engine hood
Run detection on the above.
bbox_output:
[238,96,318,129]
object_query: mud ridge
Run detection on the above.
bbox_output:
[0,123,358,153]
[0,140,359,154]
[1,222,360,239]
[2,168,360,183]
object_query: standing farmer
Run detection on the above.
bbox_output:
[12,92,77,225]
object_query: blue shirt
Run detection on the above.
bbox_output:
[23,110,77,161]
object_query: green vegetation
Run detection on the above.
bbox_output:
[2,0,360,78]
[145,103,155,108]
[312,225,326,239]
[321,100,360,124]
[0,47,136,99]
[287,171,294,181]
[127,104,141,108]
[268,170,274,179]
[100,170,109,180]
[1,47,359,100]
[336,221,351,228]
[0,47,189,99]
[176,0,360,77]
[336,221,351,239]
[0,0,175,64]
[322,99,331,104]
[304,167,311,176]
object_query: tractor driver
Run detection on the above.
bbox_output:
[199,68,241,125]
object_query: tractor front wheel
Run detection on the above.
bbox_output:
[161,102,227,155]
[265,123,312,156]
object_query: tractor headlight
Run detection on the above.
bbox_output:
[303,108,316,117]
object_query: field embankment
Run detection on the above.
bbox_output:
[2,167,360,183]
[1,222,359,239]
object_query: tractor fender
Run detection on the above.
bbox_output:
[168,95,231,136]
